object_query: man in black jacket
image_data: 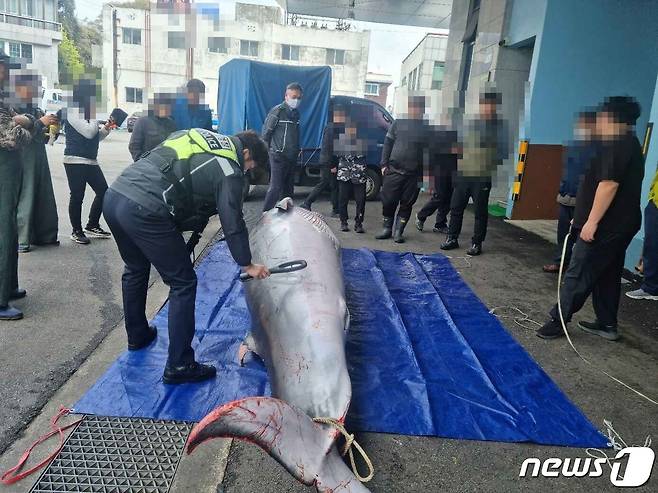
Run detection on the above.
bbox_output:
[376,95,430,243]
[128,92,176,161]
[262,82,302,211]
[104,129,271,384]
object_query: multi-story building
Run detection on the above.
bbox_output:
[393,33,448,119]
[100,2,371,115]
[364,72,392,109]
[0,0,62,86]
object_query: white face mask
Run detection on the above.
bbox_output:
[286,97,300,110]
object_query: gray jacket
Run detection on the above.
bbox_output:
[129,114,177,161]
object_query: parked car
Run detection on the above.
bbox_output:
[126,111,145,132]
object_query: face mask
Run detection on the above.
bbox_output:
[286,97,300,110]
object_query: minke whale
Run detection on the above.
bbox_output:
[186,198,372,492]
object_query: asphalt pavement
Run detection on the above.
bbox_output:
[0,133,656,492]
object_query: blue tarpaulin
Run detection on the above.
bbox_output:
[217,59,331,150]
[74,243,607,448]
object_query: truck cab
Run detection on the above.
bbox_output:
[297,95,393,200]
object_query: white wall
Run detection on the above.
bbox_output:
[101,4,370,115]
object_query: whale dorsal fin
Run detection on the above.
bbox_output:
[275,197,294,212]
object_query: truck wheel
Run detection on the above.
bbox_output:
[365,168,382,201]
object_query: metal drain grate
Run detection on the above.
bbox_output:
[30,416,192,493]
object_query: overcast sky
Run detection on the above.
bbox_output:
[76,0,445,88]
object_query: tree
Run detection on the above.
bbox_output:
[58,0,80,42]
[77,15,102,69]
[58,29,85,86]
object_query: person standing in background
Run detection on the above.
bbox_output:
[376,95,430,243]
[415,124,459,234]
[543,112,598,273]
[129,92,176,161]
[262,82,302,211]
[172,79,213,131]
[626,165,658,301]
[0,54,39,320]
[300,105,341,216]
[63,76,114,245]
[13,71,59,253]
[441,91,510,256]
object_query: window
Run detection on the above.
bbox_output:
[281,44,299,61]
[21,0,34,17]
[401,76,407,87]
[168,32,186,50]
[240,40,258,57]
[208,37,229,54]
[123,28,141,45]
[409,68,417,91]
[325,48,345,65]
[417,62,423,89]
[7,0,18,14]
[44,0,55,21]
[125,87,143,103]
[364,83,379,96]
[431,61,445,90]
[8,42,31,62]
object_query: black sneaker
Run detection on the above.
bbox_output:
[578,320,620,341]
[415,215,425,231]
[354,223,365,234]
[331,211,340,218]
[0,305,23,321]
[85,226,112,238]
[71,230,91,245]
[440,237,459,250]
[300,202,311,210]
[9,288,26,300]
[17,244,30,253]
[163,362,217,385]
[466,243,482,256]
[433,225,449,234]
[340,222,350,232]
[128,325,158,351]
[536,318,565,339]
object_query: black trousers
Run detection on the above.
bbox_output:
[338,180,366,224]
[304,166,338,212]
[417,173,453,228]
[447,179,491,244]
[263,153,296,211]
[381,172,420,222]
[104,189,197,367]
[64,164,108,232]
[549,230,635,327]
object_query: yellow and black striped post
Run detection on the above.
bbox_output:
[512,140,529,201]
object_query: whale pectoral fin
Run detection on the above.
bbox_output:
[187,397,371,493]
[238,333,260,367]
[275,197,294,211]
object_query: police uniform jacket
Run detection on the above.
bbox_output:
[110,129,252,266]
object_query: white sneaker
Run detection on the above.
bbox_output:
[625,288,658,301]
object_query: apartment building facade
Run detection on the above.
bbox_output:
[101,2,370,115]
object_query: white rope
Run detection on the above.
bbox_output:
[490,306,543,331]
[312,417,374,483]
[585,420,652,478]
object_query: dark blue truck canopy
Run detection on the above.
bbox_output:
[217,59,332,150]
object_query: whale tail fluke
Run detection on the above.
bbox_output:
[187,397,371,492]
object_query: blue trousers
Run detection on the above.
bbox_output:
[104,189,197,367]
[263,153,296,211]
[642,201,658,295]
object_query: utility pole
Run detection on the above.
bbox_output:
[112,7,119,107]
[145,4,151,93]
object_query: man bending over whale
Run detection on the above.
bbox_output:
[104,128,271,384]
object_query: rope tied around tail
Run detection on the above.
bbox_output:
[312,417,375,483]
